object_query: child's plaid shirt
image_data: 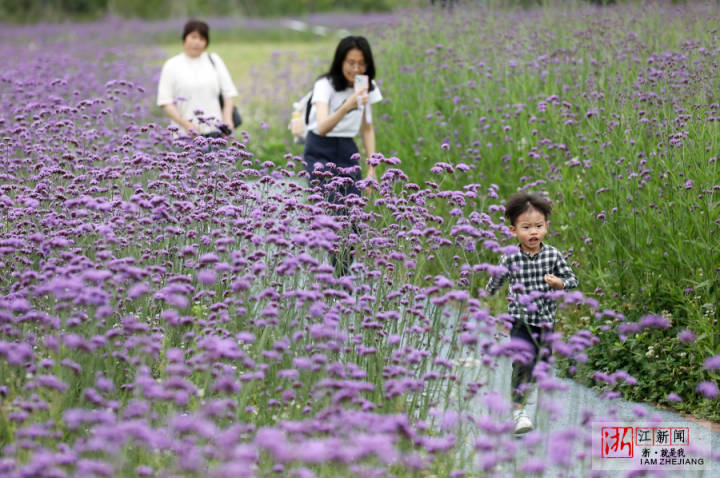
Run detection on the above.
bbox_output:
[486,243,578,326]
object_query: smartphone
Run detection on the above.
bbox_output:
[354,74,369,93]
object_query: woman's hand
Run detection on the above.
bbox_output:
[162,104,197,135]
[218,124,233,137]
[343,88,369,113]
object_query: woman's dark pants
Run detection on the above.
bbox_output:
[303,131,362,275]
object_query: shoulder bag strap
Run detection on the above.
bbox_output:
[207,53,224,107]
[304,93,313,125]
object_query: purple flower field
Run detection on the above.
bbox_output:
[0,2,719,477]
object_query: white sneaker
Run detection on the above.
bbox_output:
[513,408,533,434]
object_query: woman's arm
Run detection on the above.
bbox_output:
[157,60,197,133]
[360,112,377,181]
[210,54,238,129]
[161,104,196,134]
[315,89,367,136]
[221,96,234,128]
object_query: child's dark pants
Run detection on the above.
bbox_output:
[510,320,552,405]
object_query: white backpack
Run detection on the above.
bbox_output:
[289,90,313,144]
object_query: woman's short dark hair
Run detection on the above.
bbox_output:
[504,192,552,226]
[182,19,210,45]
[324,36,376,92]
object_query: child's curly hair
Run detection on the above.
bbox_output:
[504,192,552,226]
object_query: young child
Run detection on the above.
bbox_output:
[486,192,578,434]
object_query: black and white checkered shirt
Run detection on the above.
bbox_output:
[486,243,578,326]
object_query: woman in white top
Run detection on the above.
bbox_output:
[304,35,382,203]
[157,20,238,137]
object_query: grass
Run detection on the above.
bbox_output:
[153,27,328,46]
[157,38,336,85]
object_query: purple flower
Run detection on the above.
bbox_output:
[433,275,453,288]
[677,328,696,343]
[9,299,31,313]
[638,314,670,330]
[128,282,149,299]
[520,457,546,473]
[665,393,682,403]
[34,375,68,392]
[254,427,291,461]
[197,269,217,285]
[696,381,718,398]
[199,252,220,264]
[82,269,112,283]
[499,245,520,255]
[76,459,114,476]
[167,294,189,308]
[420,433,455,453]
[484,390,510,414]
[704,354,720,371]
[483,240,500,252]
[135,465,154,476]
[292,356,312,370]
[459,332,477,345]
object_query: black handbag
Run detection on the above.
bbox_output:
[208,53,242,129]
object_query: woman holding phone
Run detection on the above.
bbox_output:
[304,35,382,202]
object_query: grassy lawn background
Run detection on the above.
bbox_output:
[157,38,336,85]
